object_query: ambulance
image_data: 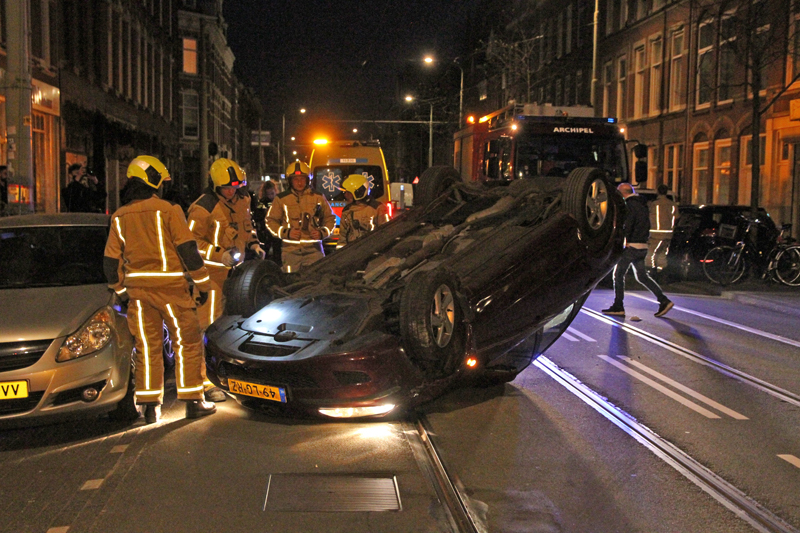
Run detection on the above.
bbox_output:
[308,139,393,250]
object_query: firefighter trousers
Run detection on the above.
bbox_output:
[127,290,205,404]
[196,268,228,331]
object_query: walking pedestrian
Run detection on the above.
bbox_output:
[103,155,216,423]
[603,183,674,318]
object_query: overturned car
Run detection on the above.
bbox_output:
[204,166,625,418]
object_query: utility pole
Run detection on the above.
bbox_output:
[4,0,34,213]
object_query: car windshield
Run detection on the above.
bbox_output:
[313,165,386,202]
[515,135,628,182]
[0,225,108,289]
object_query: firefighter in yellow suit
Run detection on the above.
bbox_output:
[266,161,335,272]
[103,155,216,424]
[187,158,264,332]
[338,174,390,246]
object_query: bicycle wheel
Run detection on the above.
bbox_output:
[775,245,800,286]
[703,246,746,285]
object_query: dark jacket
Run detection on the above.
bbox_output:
[623,194,651,245]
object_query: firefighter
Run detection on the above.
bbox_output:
[103,155,216,423]
[266,161,335,272]
[187,158,264,331]
[647,184,678,273]
[339,174,390,246]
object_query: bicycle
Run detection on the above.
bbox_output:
[702,219,800,286]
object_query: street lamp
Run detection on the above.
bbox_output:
[423,55,464,127]
[405,95,434,168]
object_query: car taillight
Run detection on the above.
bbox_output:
[700,228,717,237]
[386,202,393,218]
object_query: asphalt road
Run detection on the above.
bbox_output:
[2,284,799,533]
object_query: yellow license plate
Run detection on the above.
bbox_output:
[0,380,28,400]
[228,379,286,403]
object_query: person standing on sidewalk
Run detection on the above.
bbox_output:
[603,183,674,318]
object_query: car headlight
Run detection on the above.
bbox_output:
[57,308,115,362]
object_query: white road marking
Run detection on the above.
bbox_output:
[628,293,800,349]
[778,454,800,469]
[80,479,104,490]
[597,355,721,418]
[567,327,596,342]
[618,356,748,420]
[46,528,69,533]
[560,331,579,342]
[110,445,128,453]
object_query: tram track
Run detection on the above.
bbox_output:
[581,307,800,408]
[534,355,800,533]
[404,413,483,533]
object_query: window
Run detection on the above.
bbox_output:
[576,70,584,105]
[557,12,564,58]
[649,35,662,115]
[565,74,572,105]
[636,0,648,20]
[619,0,628,29]
[669,28,686,111]
[739,134,766,205]
[617,55,627,119]
[605,0,615,35]
[664,143,684,191]
[555,78,563,106]
[566,4,573,55]
[181,90,199,138]
[692,142,710,204]
[713,139,732,204]
[791,0,800,81]
[751,0,770,95]
[648,146,658,187]
[603,61,614,116]
[182,38,197,74]
[633,44,647,119]
[696,20,714,108]
[718,12,736,103]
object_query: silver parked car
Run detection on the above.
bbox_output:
[0,213,138,425]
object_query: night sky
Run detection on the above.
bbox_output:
[223,1,475,139]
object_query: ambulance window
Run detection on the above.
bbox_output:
[314,165,385,201]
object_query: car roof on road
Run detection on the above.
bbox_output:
[0,213,109,228]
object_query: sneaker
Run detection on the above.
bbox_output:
[602,305,625,316]
[654,300,674,318]
[144,405,161,424]
[204,386,227,403]
[185,400,216,419]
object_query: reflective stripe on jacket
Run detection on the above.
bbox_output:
[266,187,335,245]
[649,196,678,239]
[104,195,211,293]
[187,188,258,269]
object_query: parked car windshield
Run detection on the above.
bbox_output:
[0,225,108,289]
[313,165,386,202]
[515,135,628,182]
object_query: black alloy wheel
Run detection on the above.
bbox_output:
[223,259,283,317]
[563,167,615,253]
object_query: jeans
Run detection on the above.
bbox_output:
[613,247,669,306]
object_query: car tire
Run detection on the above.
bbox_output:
[223,259,283,317]
[107,366,140,422]
[399,268,465,378]
[563,167,615,253]
[416,166,461,207]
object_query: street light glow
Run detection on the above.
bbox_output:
[299,108,306,114]
[405,95,414,102]
[424,56,434,64]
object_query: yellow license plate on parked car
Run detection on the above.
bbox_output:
[228,379,286,403]
[0,380,28,400]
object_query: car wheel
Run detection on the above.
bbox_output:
[107,365,140,422]
[223,259,283,317]
[399,269,465,378]
[416,166,461,207]
[563,167,615,253]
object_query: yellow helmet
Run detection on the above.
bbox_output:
[285,160,310,178]
[210,158,246,188]
[342,174,370,201]
[127,156,170,189]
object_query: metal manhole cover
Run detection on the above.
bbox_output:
[263,474,401,512]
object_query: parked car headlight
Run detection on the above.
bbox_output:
[57,308,114,362]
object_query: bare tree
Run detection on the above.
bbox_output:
[693,0,798,211]
[485,27,541,104]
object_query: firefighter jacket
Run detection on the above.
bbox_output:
[649,195,678,240]
[266,187,336,248]
[187,187,259,271]
[340,199,389,245]
[103,194,211,296]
